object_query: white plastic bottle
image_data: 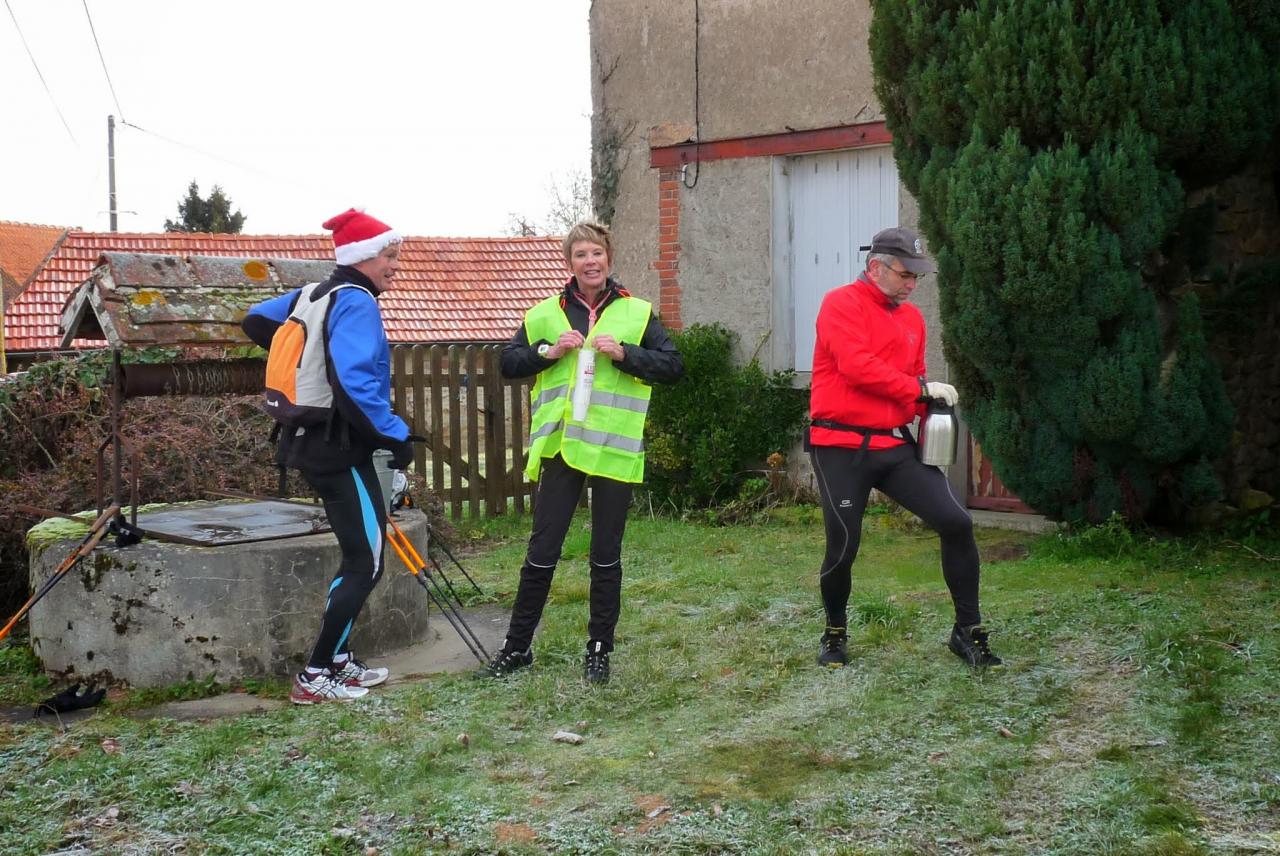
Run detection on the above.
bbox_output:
[572,347,596,421]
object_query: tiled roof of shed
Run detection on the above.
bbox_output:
[0,221,68,309]
[4,231,566,351]
[60,254,339,350]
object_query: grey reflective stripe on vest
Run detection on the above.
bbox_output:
[563,424,645,453]
[532,383,570,412]
[589,389,650,414]
[529,419,564,443]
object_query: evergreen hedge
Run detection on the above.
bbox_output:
[870,0,1279,522]
[643,324,806,510]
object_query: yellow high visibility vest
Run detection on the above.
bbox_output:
[523,294,653,483]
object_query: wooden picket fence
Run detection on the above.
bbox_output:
[391,344,535,520]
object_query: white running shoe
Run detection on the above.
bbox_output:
[332,656,390,688]
[290,670,370,705]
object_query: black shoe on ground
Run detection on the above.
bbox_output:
[817,626,848,668]
[485,647,533,678]
[949,624,1004,668]
[585,640,611,684]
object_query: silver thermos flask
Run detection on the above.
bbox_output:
[917,400,958,467]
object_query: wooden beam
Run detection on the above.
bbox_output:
[649,121,892,168]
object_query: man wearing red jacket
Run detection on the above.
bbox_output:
[809,226,1001,670]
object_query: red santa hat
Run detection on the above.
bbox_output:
[323,208,402,266]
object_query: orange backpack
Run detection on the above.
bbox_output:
[263,281,370,427]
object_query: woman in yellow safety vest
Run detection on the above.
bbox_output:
[488,221,683,684]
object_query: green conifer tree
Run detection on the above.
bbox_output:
[164,180,247,234]
[871,0,1279,522]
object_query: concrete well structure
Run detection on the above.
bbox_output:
[27,503,431,687]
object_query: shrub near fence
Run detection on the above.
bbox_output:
[645,323,807,511]
[391,344,535,521]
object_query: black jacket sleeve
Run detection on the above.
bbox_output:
[241,313,278,349]
[616,312,683,384]
[500,323,556,379]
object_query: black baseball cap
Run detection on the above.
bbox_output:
[864,226,937,274]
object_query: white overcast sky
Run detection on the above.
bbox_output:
[1,0,592,236]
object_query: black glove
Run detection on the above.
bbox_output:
[109,517,143,548]
[389,438,414,470]
[408,433,427,444]
[34,683,106,716]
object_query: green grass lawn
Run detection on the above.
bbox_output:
[1,507,1277,855]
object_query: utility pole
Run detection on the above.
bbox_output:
[107,115,118,232]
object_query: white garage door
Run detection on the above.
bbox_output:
[788,146,899,371]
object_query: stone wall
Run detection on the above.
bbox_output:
[590,0,878,303]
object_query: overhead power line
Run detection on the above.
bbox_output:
[4,0,78,146]
[120,119,313,193]
[82,0,125,120]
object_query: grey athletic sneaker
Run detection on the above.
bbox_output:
[290,671,369,705]
[333,655,389,688]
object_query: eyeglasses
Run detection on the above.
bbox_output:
[883,264,921,282]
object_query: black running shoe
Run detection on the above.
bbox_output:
[949,624,1004,668]
[485,647,534,678]
[585,640,611,684]
[817,626,848,668]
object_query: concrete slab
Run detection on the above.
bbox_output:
[0,703,99,726]
[380,603,509,681]
[129,499,330,545]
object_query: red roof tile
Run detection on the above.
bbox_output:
[0,221,68,309]
[3,231,567,351]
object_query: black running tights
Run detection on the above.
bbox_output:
[810,443,981,628]
[301,460,387,669]
[503,454,633,654]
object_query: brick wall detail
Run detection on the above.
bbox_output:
[653,168,683,330]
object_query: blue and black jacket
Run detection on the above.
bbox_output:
[243,265,410,473]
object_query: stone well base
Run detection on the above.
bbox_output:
[28,505,431,687]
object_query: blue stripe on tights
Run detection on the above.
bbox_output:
[325,576,344,612]
[332,619,354,660]
[351,467,384,579]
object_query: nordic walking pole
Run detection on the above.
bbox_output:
[390,524,492,662]
[386,525,491,665]
[0,505,120,644]
[390,519,472,616]
[388,532,489,666]
[425,521,484,596]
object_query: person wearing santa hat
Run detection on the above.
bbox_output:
[242,208,416,704]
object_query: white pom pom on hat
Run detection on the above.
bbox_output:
[323,207,402,266]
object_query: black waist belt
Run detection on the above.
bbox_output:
[807,418,916,454]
